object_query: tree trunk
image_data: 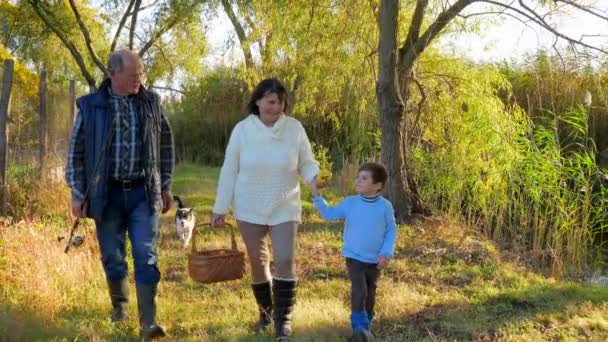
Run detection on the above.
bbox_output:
[0,59,13,216]
[287,75,302,114]
[377,0,412,222]
[38,69,47,172]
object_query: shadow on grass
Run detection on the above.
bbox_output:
[0,303,72,341]
[167,321,351,341]
[0,302,142,341]
[375,284,608,340]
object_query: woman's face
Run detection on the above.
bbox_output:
[256,92,285,125]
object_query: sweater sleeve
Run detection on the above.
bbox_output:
[213,123,241,214]
[312,195,349,221]
[379,201,398,257]
[297,122,319,184]
[65,109,85,200]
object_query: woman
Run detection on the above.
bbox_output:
[211,78,323,340]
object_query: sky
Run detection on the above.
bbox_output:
[442,1,608,63]
[203,1,608,67]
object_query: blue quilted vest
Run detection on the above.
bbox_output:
[77,79,165,221]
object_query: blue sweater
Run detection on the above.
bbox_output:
[312,194,397,264]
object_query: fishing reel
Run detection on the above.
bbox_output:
[58,233,86,249]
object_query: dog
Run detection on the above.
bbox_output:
[173,195,196,249]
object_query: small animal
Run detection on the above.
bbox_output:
[173,195,196,249]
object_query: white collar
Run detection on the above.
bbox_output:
[250,114,288,140]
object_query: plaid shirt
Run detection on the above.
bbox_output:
[66,88,173,200]
[109,94,145,181]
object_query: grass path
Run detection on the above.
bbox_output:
[2,163,608,341]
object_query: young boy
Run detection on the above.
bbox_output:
[311,162,397,341]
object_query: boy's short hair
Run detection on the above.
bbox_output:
[358,162,388,189]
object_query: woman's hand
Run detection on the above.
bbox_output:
[309,176,327,196]
[210,213,226,227]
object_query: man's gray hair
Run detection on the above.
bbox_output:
[107,49,140,74]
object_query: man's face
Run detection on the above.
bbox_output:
[110,56,144,96]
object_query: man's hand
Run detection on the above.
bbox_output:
[71,198,87,218]
[211,213,226,227]
[377,256,390,270]
[161,191,172,214]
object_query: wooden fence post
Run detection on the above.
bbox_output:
[69,79,75,124]
[0,60,14,216]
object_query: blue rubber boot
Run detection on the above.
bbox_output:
[350,311,373,342]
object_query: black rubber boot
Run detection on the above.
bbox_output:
[252,282,273,333]
[136,283,166,340]
[273,279,296,341]
[107,277,129,322]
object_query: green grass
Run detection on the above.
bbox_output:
[2,163,608,341]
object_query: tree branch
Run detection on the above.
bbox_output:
[241,7,256,32]
[399,0,476,76]
[221,0,254,69]
[28,1,97,87]
[402,0,430,54]
[149,85,185,94]
[580,34,608,40]
[555,0,608,21]
[409,73,427,125]
[457,10,540,35]
[110,0,136,52]
[68,0,108,76]
[552,35,567,72]
[154,41,175,77]
[137,13,181,57]
[129,0,142,50]
[520,0,608,54]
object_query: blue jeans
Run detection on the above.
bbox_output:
[95,183,161,285]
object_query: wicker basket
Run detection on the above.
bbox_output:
[188,222,246,284]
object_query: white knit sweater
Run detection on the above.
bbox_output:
[212,114,319,225]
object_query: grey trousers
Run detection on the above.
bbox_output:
[346,257,379,317]
[237,220,298,283]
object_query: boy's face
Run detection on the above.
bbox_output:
[355,170,383,196]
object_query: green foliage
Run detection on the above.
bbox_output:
[167,68,247,165]
[5,161,71,221]
[411,55,608,275]
[498,50,608,155]
[311,142,332,173]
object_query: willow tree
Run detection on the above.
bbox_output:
[218,1,383,158]
[15,0,208,89]
[377,0,608,222]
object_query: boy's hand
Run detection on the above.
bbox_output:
[377,256,390,269]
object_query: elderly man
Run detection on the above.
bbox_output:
[65,49,174,339]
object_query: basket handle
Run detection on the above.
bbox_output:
[191,222,238,254]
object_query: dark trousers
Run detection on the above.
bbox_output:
[346,258,379,317]
[94,183,161,285]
